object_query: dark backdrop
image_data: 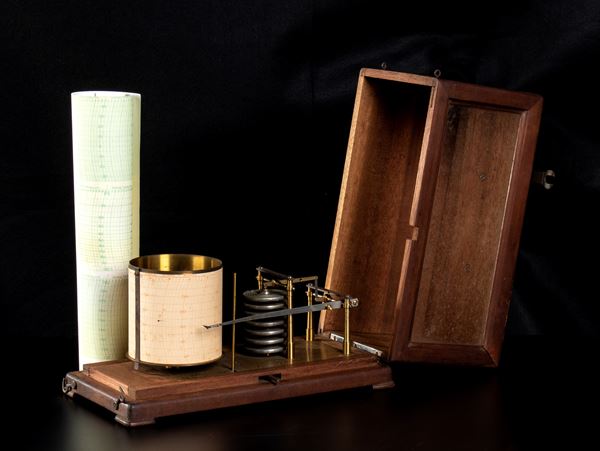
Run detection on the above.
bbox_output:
[1,0,599,343]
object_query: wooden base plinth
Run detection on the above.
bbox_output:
[63,338,393,426]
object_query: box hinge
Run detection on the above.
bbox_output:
[329,333,383,357]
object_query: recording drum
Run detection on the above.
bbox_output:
[128,254,223,367]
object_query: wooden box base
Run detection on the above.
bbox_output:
[63,338,393,426]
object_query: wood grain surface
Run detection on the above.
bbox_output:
[323,70,542,366]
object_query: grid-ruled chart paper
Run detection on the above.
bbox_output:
[72,91,140,368]
[128,269,223,366]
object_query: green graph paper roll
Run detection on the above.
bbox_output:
[72,91,140,369]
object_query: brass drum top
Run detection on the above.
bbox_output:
[129,254,222,274]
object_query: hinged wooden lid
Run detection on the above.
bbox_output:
[320,69,542,366]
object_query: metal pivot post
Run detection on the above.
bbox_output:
[134,267,141,370]
[287,277,294,361]
[344,296,351,356]
[231,273,237,372]
[257,270,263,290]
[306,288,313,342]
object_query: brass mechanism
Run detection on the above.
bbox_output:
[255,267,319,362]
[207,267,360,362]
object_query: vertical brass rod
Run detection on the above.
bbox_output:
[306,289,313,342]
[134,268,141,370]
[343,297,351,356]
[257,270,263,290]
[287,277,294,361]
[231,272,237,372]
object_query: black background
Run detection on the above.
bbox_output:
[2,2,600,449]
[2,0,599,346]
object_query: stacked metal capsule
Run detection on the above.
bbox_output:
[240,288,287,356]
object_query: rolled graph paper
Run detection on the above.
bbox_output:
[72,91,140,368]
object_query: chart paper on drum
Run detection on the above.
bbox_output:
[72,91,140,369]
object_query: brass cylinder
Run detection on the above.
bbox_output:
[128,254,223,367]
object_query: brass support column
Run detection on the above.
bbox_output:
[306,289,313,342]
[287,277,294,361]
[343,297,351,356]
[134,268,141,370]
[231,273,237,372]
[257,270,263,290]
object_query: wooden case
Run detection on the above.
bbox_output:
[321,69,542,366]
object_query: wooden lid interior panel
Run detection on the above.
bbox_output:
[322,75,432,347]
[398,84,542,366]
[409,103,522,347]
